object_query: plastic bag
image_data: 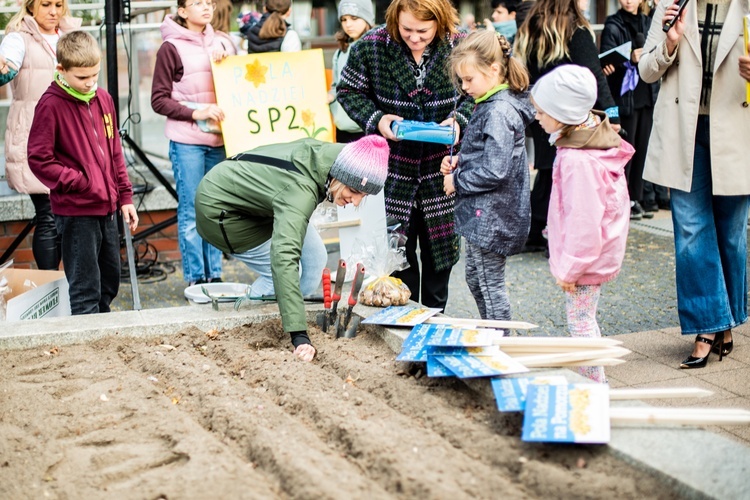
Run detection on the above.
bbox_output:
[359,276,411,307]
[0,260,13,321]
[310,205,338,232]
[349,227,412,307]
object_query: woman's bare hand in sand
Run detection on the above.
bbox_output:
[293,344,316,362]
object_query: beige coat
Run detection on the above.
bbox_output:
[638,0,750,196]
[4,15,80,194]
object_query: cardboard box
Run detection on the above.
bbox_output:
[1,268,71,321]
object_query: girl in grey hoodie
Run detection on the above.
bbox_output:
[441,30,535,321]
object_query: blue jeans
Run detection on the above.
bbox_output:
[55,214,120,315]
[671,116,750,335]
[170,141,225,283]
[231,222,327,297]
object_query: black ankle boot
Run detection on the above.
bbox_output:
[680,335,717,369]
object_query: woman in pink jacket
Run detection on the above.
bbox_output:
[531,65,634,383]
[151,0,235,286]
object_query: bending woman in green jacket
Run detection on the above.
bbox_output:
[195,136,389,361]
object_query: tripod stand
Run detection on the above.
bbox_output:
[118,126,181,310]
[120,128,179,243]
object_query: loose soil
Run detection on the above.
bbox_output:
[0,320,680,499]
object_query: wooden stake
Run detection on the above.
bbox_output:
[610,407,750,426]
[610,388,713,400]
[495,337,622,348]
[512,347,631,367]
[554,358,626,367]
[518,357,626,368]
[424,317,538,330]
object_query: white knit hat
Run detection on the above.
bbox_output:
[531,65,597,125]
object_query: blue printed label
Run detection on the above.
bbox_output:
[432,351,529,379]
[425,327,503,347]
[396,324,459,362]
[522,383,610,444]
[491,376,568,412]
[362,305,442,326]
[426,356,455,377]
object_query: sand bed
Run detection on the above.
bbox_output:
[0,320,680,499]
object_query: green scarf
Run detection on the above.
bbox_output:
[474,83,509,104]
[55,72,96,103]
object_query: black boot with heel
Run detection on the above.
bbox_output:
[680,335,723,369]
[711,330,733,357]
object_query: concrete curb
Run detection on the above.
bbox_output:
[1,302,748,499]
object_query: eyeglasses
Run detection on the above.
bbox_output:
[185,1,216,9]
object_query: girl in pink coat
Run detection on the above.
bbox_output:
[531,65,634,383]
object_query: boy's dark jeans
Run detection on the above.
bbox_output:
[55,214,120,315]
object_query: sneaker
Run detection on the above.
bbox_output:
[642,201,659,213]
[630,201,643,221]
[209,277,223,283]
[637,201,654,219]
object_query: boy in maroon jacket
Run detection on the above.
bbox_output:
[28,31,138,315]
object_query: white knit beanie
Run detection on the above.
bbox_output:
[337,0,375,27]
[531,65,597,125]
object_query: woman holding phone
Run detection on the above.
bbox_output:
[639,0,750,368]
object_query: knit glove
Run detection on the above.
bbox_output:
[290,331,311,348]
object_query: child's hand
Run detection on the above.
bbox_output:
[212,49,229,62]
[439,117,461,145]
[192,104,225,122]
[443,174,455,196]
[122,204,138,232]
[556,279,576,293]
[440,155,458,175]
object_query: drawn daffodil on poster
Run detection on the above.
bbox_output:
[211,49,333,156]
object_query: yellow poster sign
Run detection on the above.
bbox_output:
[211,49,333,157]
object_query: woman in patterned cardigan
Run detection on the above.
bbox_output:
[337,0,473,309]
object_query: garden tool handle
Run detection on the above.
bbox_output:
[348,263,365,307]
[332,259,347,302]
[322,268,332,309]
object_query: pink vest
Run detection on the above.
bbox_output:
[161,18,224,147]
[4,15,81,194]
